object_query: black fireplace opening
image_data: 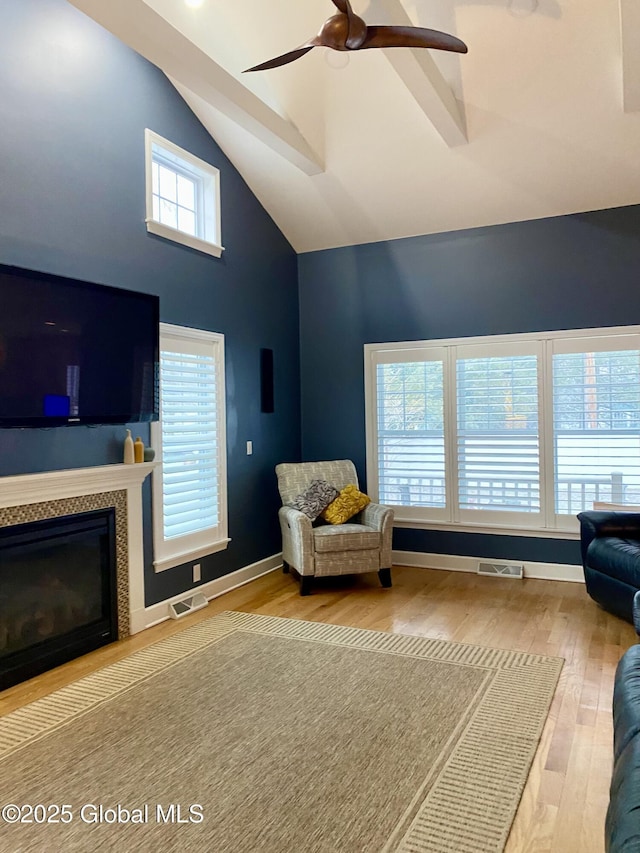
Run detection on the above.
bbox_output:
[0,508,118,690]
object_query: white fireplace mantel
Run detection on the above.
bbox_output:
[0,462,156,508]
[0,462,156,635]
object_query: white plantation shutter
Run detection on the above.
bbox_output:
[552,335,640,518]
[455,343,542,525]
[366,326,640,534]
[374,354,447,520]
[161,348,219,538]
[152,324,228,572]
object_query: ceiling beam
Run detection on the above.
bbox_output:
[620,0,640,112]
[375,0,467,146]
[67,0,324,174]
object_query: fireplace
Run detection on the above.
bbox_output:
[0,509,118,690]
[0,462,155,689]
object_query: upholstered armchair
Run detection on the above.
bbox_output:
[275,459,394,595]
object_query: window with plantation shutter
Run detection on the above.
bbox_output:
[552,336,640,519]
[371,350,448,523]
[365,325,640,537]
[152,323,228,572]
[456,343,542,526]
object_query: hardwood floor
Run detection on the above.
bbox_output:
[1,564,636,852]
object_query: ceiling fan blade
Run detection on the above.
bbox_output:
[244,44,316,73]
[362,25,468,54]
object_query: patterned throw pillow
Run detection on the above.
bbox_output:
[289,479,340,520]
[321,484,371,525]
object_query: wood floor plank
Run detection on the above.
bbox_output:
[0,564,637,852]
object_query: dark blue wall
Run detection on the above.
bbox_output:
[0,0,301,605]
[298,206,640,565]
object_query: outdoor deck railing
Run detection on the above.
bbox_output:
[378,428,635,512]
[380,473,627,513]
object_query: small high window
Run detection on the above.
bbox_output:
[144,129,223,259]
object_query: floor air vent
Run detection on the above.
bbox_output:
[477,561,524,579]
[168,591,208,619]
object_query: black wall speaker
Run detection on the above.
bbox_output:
[260,348,274,413]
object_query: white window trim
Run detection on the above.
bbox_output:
[152,323,229,572]
[365,324,640,539]
[144,129,224,260]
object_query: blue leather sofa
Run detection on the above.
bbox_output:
[607,594,640,852]
[577,513,640,849]
[577,511,640,624]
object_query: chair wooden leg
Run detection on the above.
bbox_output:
[378,568,392,588]
[282,560,290,574]
[300,576,313,596]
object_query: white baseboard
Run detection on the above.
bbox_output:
[130,549,582,634]
[392,550,584,583]
[130,553,282,634]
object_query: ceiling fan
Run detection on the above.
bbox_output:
[244,0,468,73]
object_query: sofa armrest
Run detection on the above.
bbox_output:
[278,505,314,576]
[360,503,394,569]
[634,591,640,638]
[578,511,640,569]
[578,511,640,537]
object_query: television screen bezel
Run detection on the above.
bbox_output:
[0,263,160,428]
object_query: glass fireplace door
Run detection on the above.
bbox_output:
[0,508,117,689]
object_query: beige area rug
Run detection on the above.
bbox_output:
[0,612,563,853]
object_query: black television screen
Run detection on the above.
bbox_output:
[0,263,159,427]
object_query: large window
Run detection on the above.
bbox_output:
[365,328,640,535]
[152,323,228,572]
[144,129,223,259]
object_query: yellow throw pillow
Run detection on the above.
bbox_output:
[321,484,371,525]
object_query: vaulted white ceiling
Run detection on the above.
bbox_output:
[69,0,640,253]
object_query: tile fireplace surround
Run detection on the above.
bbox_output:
[0,463,155,637]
